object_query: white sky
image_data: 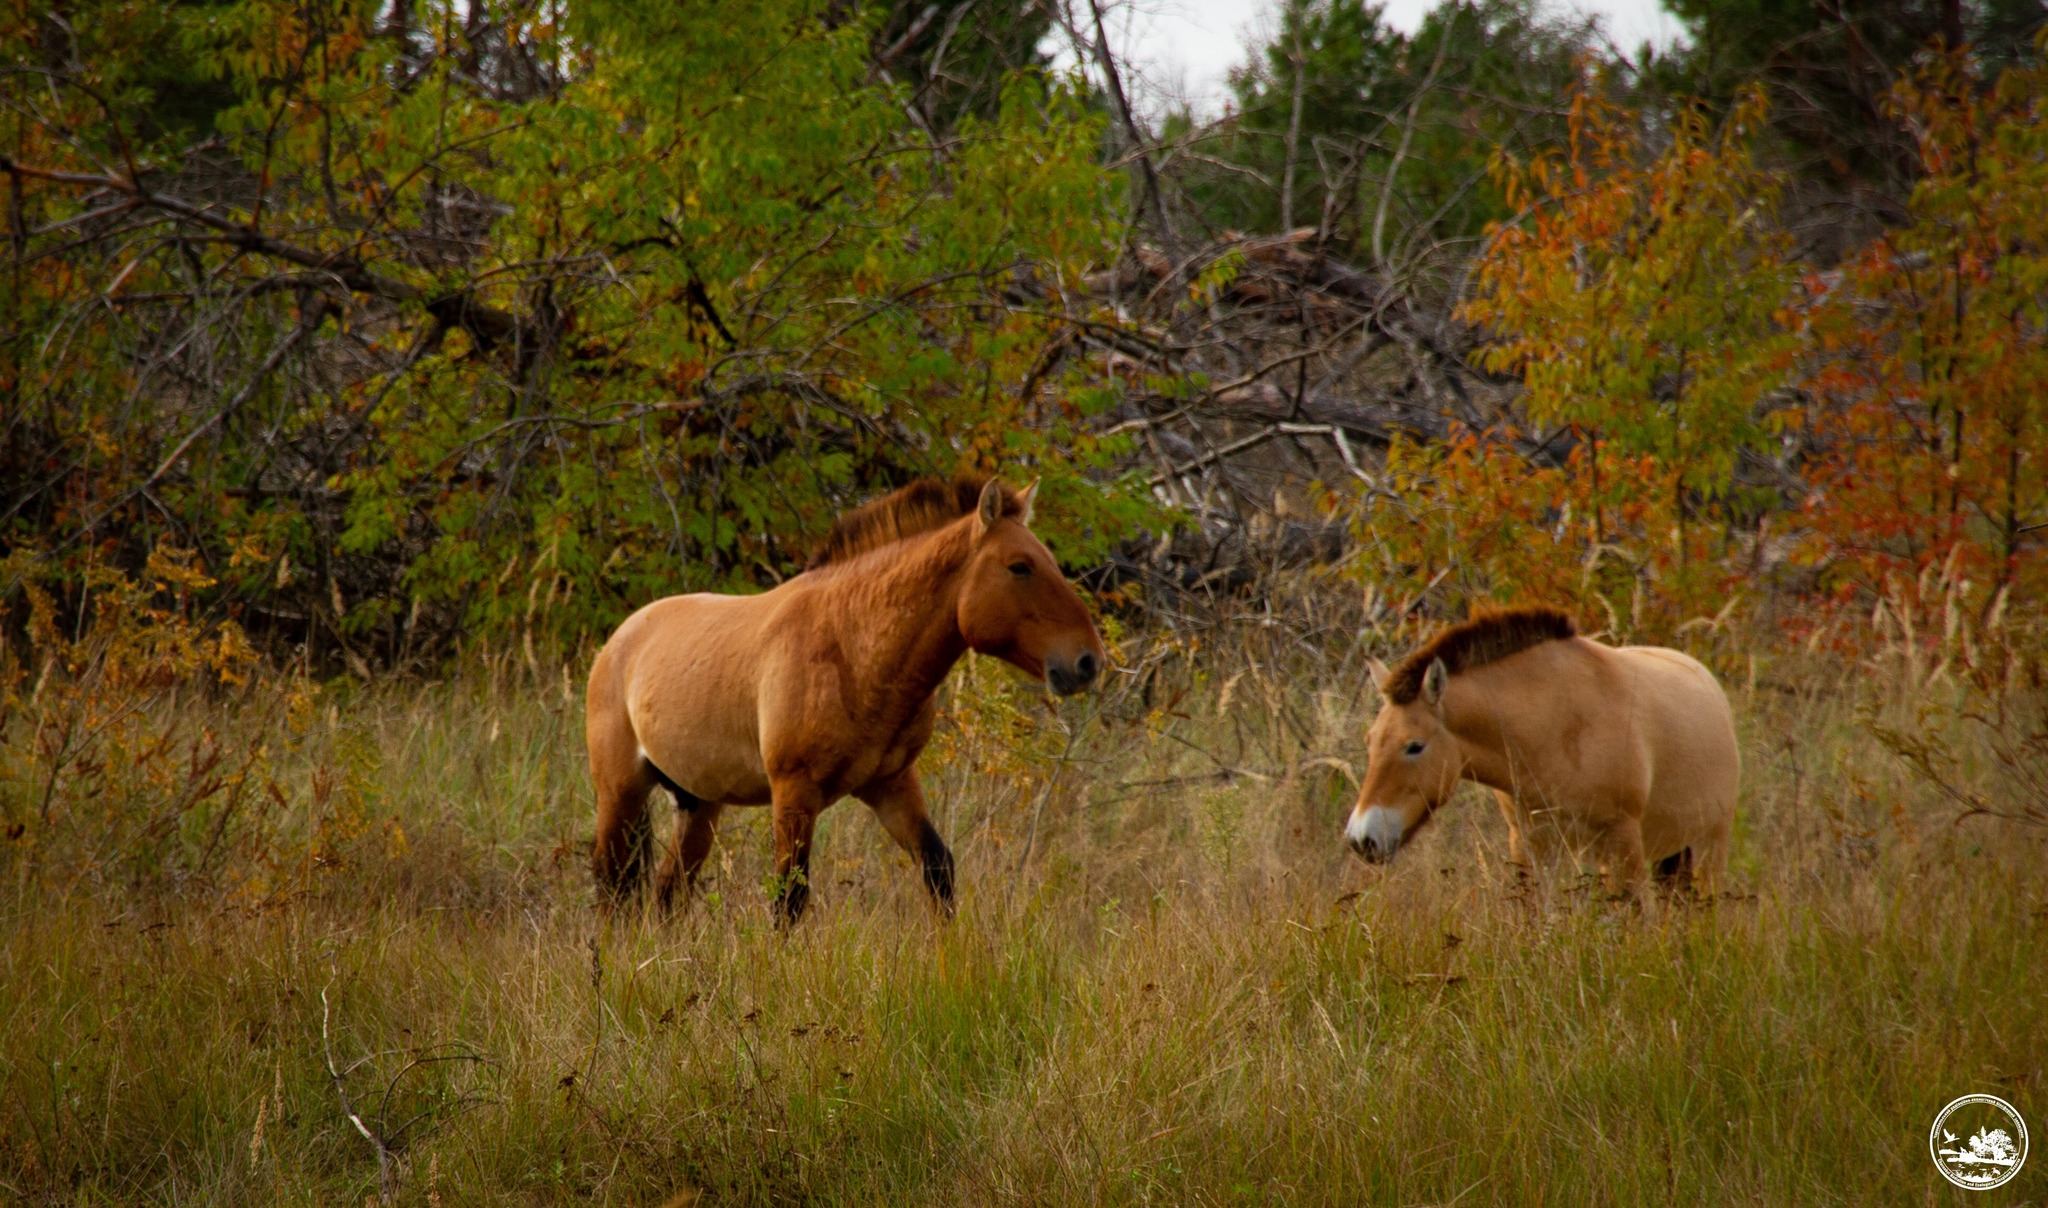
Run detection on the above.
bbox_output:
[1059,0,1688,120]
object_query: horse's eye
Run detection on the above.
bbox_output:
[1008,560,1032,577]
[1404,740,1426,757]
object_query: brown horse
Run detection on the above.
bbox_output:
[1344,607,1738,898]
[586,475,1105,922]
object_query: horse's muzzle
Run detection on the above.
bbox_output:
[1046,651,1100,696]
[1345,806,1403,863]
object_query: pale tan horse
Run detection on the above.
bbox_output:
[1344,607,1738,897]
[586,475,1105,922]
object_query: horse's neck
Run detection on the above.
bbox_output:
[815,522,972,719]
[1441,650,1579,792]
[1441,674,1530,792]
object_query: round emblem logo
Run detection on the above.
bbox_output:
[1930,1094,2028,1190]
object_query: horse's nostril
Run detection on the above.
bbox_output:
[1076,652,1097,680]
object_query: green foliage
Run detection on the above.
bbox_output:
[1,0,1145,663]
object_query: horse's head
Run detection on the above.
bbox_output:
[957,479,1106,696]
[1345,656,1463,863]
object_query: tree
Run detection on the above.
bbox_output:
[1329,82,1809,634]
[1657,0,2043,208]
[1462,85,1799,540]
[1179,0,1594,268]
[1799,49,2048,623]
[1,0,1144,666]
[864,0,1055,132]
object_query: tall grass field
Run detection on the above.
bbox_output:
[2,618,2044,1205]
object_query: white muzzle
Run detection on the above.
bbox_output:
[1346,806,1404,863]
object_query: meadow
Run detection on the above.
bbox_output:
[2,598,2044,1207]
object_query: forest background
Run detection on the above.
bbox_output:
[5,0,2045,665]
[2,0,2047,1203]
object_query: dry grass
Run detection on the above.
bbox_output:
[2,626,2045,1205]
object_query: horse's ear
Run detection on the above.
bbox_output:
[1422,657,1448,708]
[1367,657,1391,697]
[975,477,1005,536]
[1017,478,1039,525]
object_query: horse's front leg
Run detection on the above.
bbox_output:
[769,777,824,926]
[857,768,954,915]
[1491,789,1532,877]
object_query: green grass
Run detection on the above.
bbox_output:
[1,635,2044,1205]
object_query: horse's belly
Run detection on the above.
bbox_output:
[641,727,771,805]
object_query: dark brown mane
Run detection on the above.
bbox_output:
[1384,605,1577,703]
[806,475,1022,570]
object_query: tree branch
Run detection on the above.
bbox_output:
[0,154,539,349]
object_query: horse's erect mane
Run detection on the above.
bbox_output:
[1384,605,1578,703]
[806,475,1023,570]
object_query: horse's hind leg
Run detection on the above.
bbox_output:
[592,773,654,906]
[1653,847,1695,897]
[654,795,722,913]
[593,728,655,909]
[588,678,656,903]
[1599,815,1650,906]
[1691,822,1731,898]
